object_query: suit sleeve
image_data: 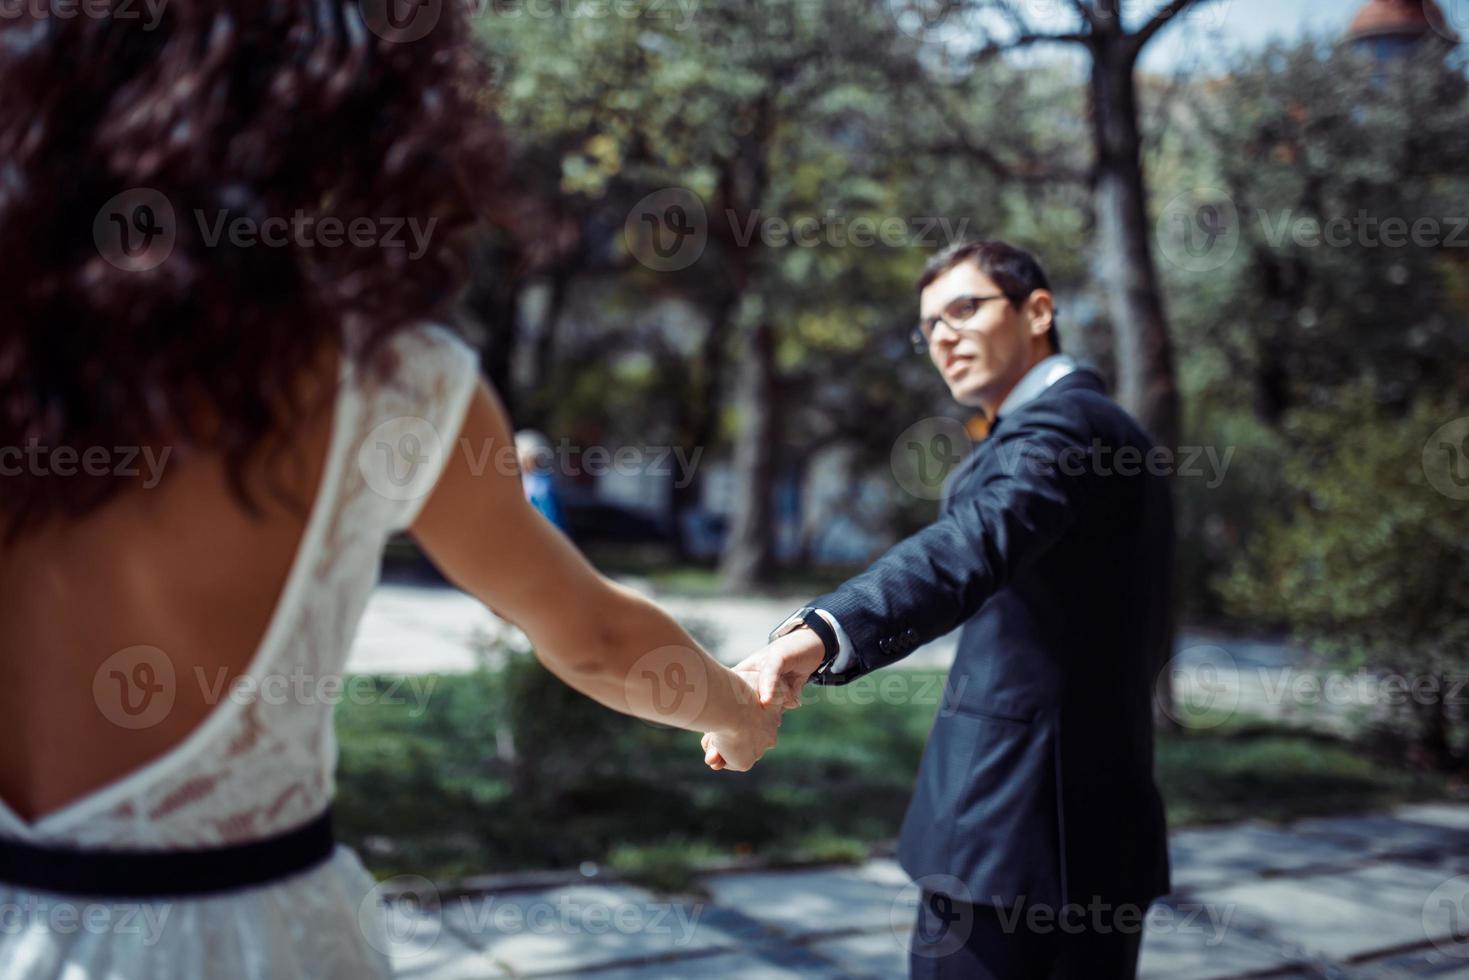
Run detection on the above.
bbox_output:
[806,399,1100,684]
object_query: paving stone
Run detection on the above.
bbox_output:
[349,584,502,673]
[805,929,915,979]
[1398,850,1469,877]
[1189,863,1469,963]
[539,950,844,979]
[1352,944,1469,978]
[439,884,739,977]
[382,902,511,979]
[1168,821,1370,890]
[1394,805,1469,834]
[702,864,911,941]
[1137,897,1303,980]
[1289,814,1469,858]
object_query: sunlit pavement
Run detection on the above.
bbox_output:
[348,581,1352,730]
[347,579,958,673]
[350,580,1292,676]
[377,804,1469,979]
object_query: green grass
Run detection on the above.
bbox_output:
[1157,720,1452,826]
[333,667,1456,891]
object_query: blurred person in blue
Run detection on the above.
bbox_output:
[515,430,566,531]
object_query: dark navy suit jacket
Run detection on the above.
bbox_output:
[808,367,1173,911]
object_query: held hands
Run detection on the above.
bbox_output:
[699,663,784,772]
[700,627,828,772]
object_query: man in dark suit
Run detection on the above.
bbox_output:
[704,239,1174,978]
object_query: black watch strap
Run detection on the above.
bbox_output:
[771,607,839,672]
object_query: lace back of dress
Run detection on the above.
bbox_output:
[44,324,480,849]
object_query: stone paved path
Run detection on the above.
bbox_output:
[373,804,1469,979]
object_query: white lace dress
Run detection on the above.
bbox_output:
[0,324,482,979]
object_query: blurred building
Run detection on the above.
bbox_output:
[1344,0,1457,60]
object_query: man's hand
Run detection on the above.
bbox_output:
[701,628,826,770]
[744,627,828,708]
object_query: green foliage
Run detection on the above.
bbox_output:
[1217,388,1469,669]
[473,1,1100,507]
[334,665,1457,887]
[1148,38,1469,624]
[1157,721,1451,827]
[1158,40,1469,414]
[334,659,929,885]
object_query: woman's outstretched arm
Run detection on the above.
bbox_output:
[409,379,781,770]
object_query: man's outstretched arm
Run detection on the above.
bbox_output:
[746,398,1103,709]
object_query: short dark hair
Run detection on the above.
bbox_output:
[917,239,1060,353]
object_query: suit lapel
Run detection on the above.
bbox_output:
[940,368,1107,512]
[942,433,993,512]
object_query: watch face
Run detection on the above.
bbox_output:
[769,609,811,643]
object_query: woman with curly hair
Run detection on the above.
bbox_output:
[0,3,782,975]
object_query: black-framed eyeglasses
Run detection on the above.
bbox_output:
[910,293,1009,353]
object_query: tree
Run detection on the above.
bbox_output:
[1160,38,1469,425]
[479,0,1014,586]
[896,0,1221,453]
[1150,37,1469,626]
[1148,37,1469,753]
[1217,389,1469,770]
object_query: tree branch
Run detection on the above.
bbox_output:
[1130,0,1204,54]
[906,69,1091,187]
[1003,30,1091,50]
[1064,0,1098,29]
[926,134,1092,187]
[925,0,1090,60]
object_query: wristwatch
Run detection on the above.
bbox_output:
[769,606,839,675]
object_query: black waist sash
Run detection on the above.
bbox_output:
[0,806,335,899]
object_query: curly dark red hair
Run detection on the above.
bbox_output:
[0,0,510,542]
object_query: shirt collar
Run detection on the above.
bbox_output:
[994,353,1079,423]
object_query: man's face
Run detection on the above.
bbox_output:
[918,262,1050,411]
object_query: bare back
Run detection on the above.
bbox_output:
[0,345,342,825]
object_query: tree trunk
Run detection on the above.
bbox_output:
[669,292,735,562]
[462,237,524,418]
[1088,37,1179,453]
[1088,15,1182,730]
[1414,679,1458,771]
[718,319,780,590]
[527,266,571,427]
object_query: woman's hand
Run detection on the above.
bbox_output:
[700,665,788,772]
